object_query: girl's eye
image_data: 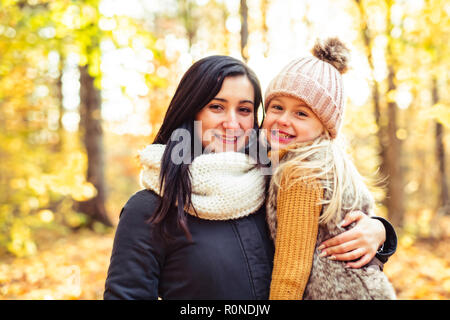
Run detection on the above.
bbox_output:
[272,105,283,110]
[296,111,308,117]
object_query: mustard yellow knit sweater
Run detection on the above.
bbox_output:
[269,150,322,300]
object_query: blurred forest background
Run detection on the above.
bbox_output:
[0,0,449,300]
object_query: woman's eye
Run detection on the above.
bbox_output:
[209,104,223,110]
[239,107,252,113]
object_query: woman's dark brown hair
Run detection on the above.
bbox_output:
[149,55,263,242]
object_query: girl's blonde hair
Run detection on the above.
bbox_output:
[272,132,374,225]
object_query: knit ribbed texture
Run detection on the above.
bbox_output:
[138,144,266,220]
[269,175,322,300]
[264,56,345,139]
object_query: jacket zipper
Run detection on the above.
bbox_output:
[231,220,257,299]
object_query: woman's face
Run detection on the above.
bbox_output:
[195,75,255,152]
[262,95,324,151]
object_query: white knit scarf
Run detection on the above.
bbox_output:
[138,144,266,220]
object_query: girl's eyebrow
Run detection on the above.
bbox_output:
[294,104,311,110]
[212,97,254,105]
[271,98,309,109]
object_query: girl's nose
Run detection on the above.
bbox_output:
[276,112,291,127]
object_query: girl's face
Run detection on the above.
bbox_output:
[262,95,325,151]
[195,75,255,152]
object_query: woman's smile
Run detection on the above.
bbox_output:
[214,134,240,144]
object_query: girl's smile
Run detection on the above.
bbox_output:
[270,129,296,144]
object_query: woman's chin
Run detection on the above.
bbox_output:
[204,141,246,153]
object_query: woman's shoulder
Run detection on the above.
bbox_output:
[120,189,161,220]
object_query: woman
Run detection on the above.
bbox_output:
[103,55,396,300]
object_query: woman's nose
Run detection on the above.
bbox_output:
[223,111,240,129]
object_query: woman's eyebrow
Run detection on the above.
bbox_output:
[212,97,254,105]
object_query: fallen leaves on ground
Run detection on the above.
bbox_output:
[0,226,449,300]
[384,235,450,300]
[0,229,114,300]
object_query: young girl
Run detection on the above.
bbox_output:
[263,38,396,299]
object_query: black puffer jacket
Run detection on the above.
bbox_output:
[104,189,275,300]
[104,189,397,300]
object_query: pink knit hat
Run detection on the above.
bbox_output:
[264,38,350,139]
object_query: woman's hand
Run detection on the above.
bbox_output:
[317,211,386,268]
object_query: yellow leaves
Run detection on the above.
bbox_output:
[417,209,433,236]
[399,233,415,248]
[71,183,97,202]
[38,210,54,223]
[415,102,450,129]
[396,128,408,140]
[444,279,450,293]
[64,211,87,228]
[0,229,114,299]
[81,4,98,25]
[0,0,20,8]
[87,47,102,78]
[10,178,27,189]
[54,265,82,299]
[28,177,47,195]
[0,138,98,256]
[384,216,450,300]
[7,222,37,257]
[61,5,81,30]
[429,103,450,128]
[22,151,98,202]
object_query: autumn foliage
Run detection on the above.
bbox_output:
[0,0,449,300]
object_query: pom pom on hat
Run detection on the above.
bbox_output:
[311,37,350,74]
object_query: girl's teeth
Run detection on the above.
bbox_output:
[274,131,293,139]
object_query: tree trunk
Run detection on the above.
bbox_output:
[179,0,196,52]
[53,52,64,152]
[384,0,405,226]
[355,0,389,203]
[356,0,404,225]
[77,64,112,227]
[432,77,449,214]
[260,0,269,57]
[221,2,230,54]
[385,64,404,226]
[240,0,249,62]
